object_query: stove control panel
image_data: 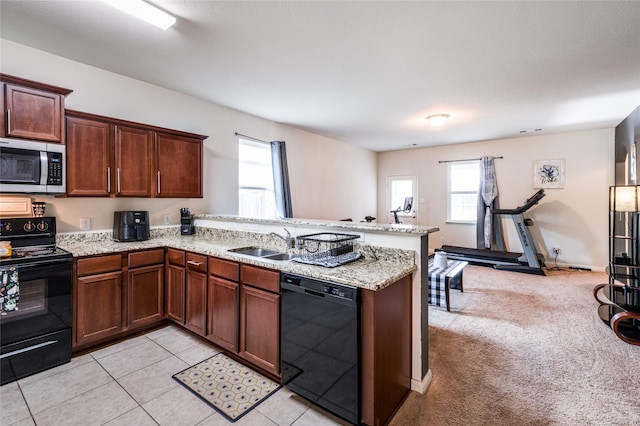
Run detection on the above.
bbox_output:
[0,217,56,237]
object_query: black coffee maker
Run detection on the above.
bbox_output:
[180,208,195,235]
[113,211,150,242]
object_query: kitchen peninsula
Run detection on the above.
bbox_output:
[57,215,438,425]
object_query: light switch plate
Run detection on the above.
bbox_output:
[80,217,91,230]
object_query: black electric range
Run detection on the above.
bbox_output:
[0,217,73,385]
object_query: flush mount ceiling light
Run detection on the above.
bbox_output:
[520,128,543,134]
[103,0,176,30]
[425,114,450,126]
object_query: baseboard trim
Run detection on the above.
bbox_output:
[411,369,432,394]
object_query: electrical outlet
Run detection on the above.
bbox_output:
[552,247,561,256]
[163,214,171,225]
[80,217,91,230]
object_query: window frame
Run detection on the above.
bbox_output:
[446,160,480,224]
[238,137,277,219]
[387,175,417,222]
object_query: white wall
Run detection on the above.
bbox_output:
[377,129,614,270]
[0,39,377,231]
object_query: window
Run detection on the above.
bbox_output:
[238,138,277,218]
[448,161,480,222]
[388,176,416,223]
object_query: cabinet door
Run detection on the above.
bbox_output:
[240,285,280,375]
[186,270,207,335]
[155,133,202,198]
[76,271,123,345]
[128,264,164,328]
[166,263,186,324]
[66,116,113,196]
[207,276,239,352]
[5,84,63,142]
[115,126,153,197]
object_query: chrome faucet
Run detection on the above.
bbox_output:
[269,228,292,250]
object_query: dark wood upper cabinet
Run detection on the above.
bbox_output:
[65,110,206,198]
[66,116,112,196]
[115,126,153,197]
[1,74,72,142]
[155,132,203,198]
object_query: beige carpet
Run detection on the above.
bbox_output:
[390,265,640,426]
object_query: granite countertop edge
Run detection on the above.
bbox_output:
[57,235,416,291]
[195,214,439,235]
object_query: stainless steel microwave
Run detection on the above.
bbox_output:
[0,137,66,194]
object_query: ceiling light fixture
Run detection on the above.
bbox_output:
[103,0,176,30]
[425,114,450,126]
[519,128,543,134]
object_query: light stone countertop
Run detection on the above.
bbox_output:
[57,226,416,291]
[195,214,439,235]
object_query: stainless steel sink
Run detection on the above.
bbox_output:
[263,252,299,261]
[227,247,280,257]
[227,246,297,261]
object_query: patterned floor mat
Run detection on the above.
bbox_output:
[172,353,280,422]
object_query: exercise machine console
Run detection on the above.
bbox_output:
[440,189,547,275]
[391,197,413,224]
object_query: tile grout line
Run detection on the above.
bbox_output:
[92,335,167,426]
[98,330,220,426]
[15,381,37,426]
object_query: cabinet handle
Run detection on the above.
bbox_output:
[157,171,161,194]
[117,168,121,194]
[107,167,111,193]
[6,110,10,133]
[187,260,202,267]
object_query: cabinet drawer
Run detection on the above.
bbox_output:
[166,248,185,266]
[128,249,164,268]
[241,265,280,293]
[76,254,122,276]
[186,252,207,274]
[209,257,239,282]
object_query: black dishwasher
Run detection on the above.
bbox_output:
[280,273,360,425]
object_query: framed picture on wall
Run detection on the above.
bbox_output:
[533,159,565,189]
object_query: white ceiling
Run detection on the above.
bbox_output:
[1,1,639,152]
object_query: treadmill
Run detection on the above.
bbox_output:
[441,189,547,275]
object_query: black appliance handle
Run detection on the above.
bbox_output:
[304,289,325,298]
[281,278,358,307]
[2,257,72,269]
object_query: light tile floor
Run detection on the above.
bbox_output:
[1,325,350,426]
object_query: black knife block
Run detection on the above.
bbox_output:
[180,208,195,235]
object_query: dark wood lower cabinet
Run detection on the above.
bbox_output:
[207,276,239,351]
[185,253,208,335]
[361,274,412,426]
[128,264,164,328]
[73,249,165,351]
[166,248,186,324]
[166,263,186,323]
[76,270,124,345]
[239,284,280,376]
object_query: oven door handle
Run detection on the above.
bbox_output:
[7,258,72,269]
[0,340,57,359]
